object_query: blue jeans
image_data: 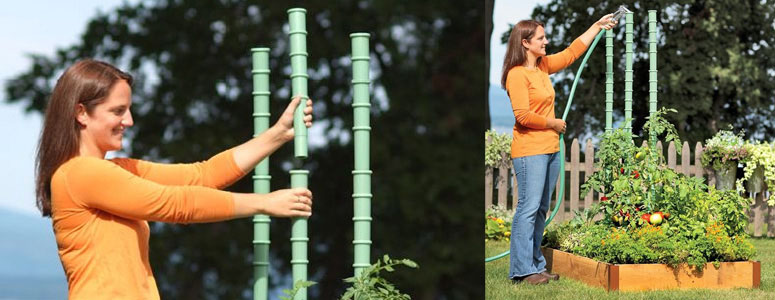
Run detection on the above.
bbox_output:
[509,152,560,279]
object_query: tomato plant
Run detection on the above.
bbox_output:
[553,108,757,270]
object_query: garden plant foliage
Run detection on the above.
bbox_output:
[545,109,755,271]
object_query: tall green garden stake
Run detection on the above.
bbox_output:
[288,7,309,300]
[288,8,309,159]
[605,27,613,133]
[624,12,634,133]
[648,10,658,146]
[290,169,309,299]
[349,33,372,277]
[251,47,271,300]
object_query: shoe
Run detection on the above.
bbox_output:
[514,273,549,285]
[539,271,559,281]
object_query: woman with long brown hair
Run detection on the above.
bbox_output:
[501,15,617,285]
[36,59,313,298]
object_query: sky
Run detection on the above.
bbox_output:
[0,0,132,216]
[0,0,549,215]
[489,0,550,134]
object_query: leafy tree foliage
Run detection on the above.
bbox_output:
[5,1,484,298]
[502,0,775,144]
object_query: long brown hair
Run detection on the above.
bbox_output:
[35,59,133,217]
[501,20,545,88]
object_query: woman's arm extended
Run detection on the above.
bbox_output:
[578,13,617,46]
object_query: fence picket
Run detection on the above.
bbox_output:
[497,151,508,209]
[681,142,691,176]
[584,140,595,208]
[694,142,704,178]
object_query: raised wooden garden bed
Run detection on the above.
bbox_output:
[541,247,760,291]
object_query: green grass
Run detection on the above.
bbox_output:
[485,238,775,299]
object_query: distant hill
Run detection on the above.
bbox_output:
[0,208,67,298]
[489,84,513,134]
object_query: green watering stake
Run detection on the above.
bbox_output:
[486,5,634,263]
[605,25,613,133]
[648,10,658,147]
[289,8,309,159]
[625,11,634,133]
[350,33,372,277]
[251,47,272,300]
[288,7,310,300]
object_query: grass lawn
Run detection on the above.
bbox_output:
[485,238,775,299]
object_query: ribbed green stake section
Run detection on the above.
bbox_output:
[605,28,614,133]
[290,170,309,300]
[350,33,372,277]
[289,8,309,159]
[288,7,309,300]
[251,47,271,300]
[648,10,658,146]
[624,12,634,134]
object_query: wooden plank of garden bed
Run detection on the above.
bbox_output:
[541,247,611,290]
[542,247,761,291]
[616,261,759,291]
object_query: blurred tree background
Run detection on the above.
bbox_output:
[5,0,484,299]
[497,0,775,144]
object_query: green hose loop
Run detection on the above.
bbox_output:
[486,29,607,263]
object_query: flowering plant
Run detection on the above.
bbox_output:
[485,130,511,168]
[485,213,511,241]
[738,142,775,205]
[701,128,749,171]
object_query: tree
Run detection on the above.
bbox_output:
[503,0,775,144]
[6,1,484,299]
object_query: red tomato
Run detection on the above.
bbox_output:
[641,214,651,223]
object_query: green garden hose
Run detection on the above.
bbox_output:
[486,29,606,263]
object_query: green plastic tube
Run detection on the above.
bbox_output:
[288,7,310,300]
[288,8,309,159]
[350,33,372,277]
[250,47,271,300]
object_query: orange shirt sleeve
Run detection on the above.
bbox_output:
[543,38,588,74]
[65,157,235,223]
[110,149,245,189]
[506,69,548,129]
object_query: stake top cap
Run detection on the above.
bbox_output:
[287,8,306,14]
[250,47,270,52]
[350,33,371,38]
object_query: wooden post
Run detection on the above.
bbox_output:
[584,140,595,208]
[570,139,580,215]
[485,135,493,209]
[681,142,691,176]
[497,152,508,209]
[667,141,676,170]
[694,142,704,178]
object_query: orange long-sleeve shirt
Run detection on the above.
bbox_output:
[505,38,588,158]
[50,149,246,299]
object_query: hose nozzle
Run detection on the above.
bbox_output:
[611,5,632,22]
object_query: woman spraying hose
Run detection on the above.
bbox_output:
[501,14,617,285]
[35,59,314,298]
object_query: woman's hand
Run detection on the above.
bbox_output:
[275,96,314,142]
[261,188,313,218]
[548,118,567,134]
[595,14,617,30]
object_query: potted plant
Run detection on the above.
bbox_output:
[739,141,775,205]
[701,129,749,190]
